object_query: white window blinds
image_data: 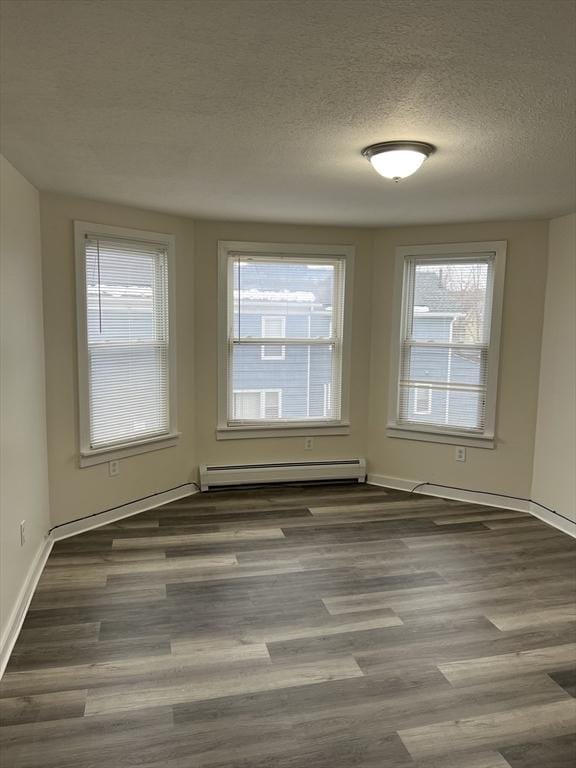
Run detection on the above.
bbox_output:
[83,234,171,449]
[397,255,495,433]
[227,256,346,424]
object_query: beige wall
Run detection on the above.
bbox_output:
[193,220,373,466]
[38,194,556,524]
[0,157,50,642]
[40,193,196,526]
[367,220,549,498]
[532,213,576,521]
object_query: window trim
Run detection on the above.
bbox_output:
[75,221,178,467]
[217,241,354,440]
[386,241,506,449]
[260,316,286,360]
[323,382,332,418]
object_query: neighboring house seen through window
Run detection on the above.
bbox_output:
[234,390,282,419]
[261,315,286,360]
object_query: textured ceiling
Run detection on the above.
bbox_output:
[1,0,575,226]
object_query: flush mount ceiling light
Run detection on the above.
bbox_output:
[362,141,436,181]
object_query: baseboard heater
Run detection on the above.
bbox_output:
[199,458,367,492]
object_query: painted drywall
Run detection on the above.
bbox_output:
[531,213,576,521]
[39,194,555,524]
[193,220,373,465]
[367,220,549,498]
[40,193,196,527]
[0,156,51,642]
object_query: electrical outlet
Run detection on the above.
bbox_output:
[304,437,314,450]
[20,520,26,546]
[109,460,120,477]
[455,447,466,462]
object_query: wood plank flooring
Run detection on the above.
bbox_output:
[1,482,575,767]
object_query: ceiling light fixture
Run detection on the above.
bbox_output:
[362,141,436,181]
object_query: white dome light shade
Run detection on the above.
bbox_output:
[370,149,426,179]
[362,141,435,181]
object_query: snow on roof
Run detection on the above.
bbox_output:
[234,289,317,303]
[87,284,151,298]
[414,305,465,319]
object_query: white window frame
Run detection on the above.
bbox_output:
[75,221,179,467]
[233,389,283,419]
[217,241,354,440]
[261,315,286,360]
[323,382,332,418]
[387,241,506,449]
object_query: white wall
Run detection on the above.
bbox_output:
[0,156,51,647]
[367,220,549,499]
[531,213,576,521]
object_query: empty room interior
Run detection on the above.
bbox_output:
[1,0,576,766]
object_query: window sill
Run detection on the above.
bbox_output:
[386,425,495,449]
[80,432,180,467]
[216,422,350,440]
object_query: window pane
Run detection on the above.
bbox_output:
[401,346,485,387]
[83,234,171,450]
[86,240,166,343]
[89,345,169,447]
[233,260,335,340]
[396,253,498,434]
[231,342,338,420]
[411,261,491,344]
[399,385,485,431]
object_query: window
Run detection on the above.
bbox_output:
[218,241,353,438]
[233,390,282,419]
[387,241,506,448]
[261,315,286,360]
[75,222,177,466]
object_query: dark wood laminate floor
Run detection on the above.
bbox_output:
[1,482,575,767]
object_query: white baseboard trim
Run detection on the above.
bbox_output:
[367,473,576,539]
[368,474,420,495]
[50,483,199,541]
[526,500,576,539]
[0,536,54,679]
